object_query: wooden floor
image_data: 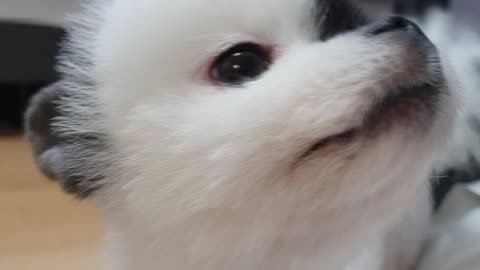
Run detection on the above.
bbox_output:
[0,136,102,270]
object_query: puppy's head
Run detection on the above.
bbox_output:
[28,0,454,239]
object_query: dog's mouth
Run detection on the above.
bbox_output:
[298,81,444,162]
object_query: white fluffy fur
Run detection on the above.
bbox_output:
[55,1,480,269]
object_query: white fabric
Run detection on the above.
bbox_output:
[418,185,480,270]
[469,182,480,197]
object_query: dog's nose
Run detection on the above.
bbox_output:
[367,16,425,37]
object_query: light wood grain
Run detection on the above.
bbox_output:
[0,136,102,270]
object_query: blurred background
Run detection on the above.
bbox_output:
[0,1,478,270]
[0,1,99,270]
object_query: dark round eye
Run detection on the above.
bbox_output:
[210,43,270,86]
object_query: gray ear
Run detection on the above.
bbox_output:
[25,83,104,197]
[25,83,67,180]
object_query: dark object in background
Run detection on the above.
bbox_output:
[0,83,46,131]
[0,23,64,131]
[359,0,450,18]
[393,0,449,15]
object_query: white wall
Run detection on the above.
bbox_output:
[0,0,83,26]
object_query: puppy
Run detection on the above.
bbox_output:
[25,0,480,269]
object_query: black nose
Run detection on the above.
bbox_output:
[367,16,425,36]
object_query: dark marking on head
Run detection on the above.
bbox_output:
[314,0,368,41]
[25,83,107,198]
[393,0,450,16]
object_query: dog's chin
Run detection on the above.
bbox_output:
[294,26,447,163]
[362,80,444,131]
[299,78,445,163]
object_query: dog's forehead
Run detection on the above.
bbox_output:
[93,0,369,104]
[106,0,365,41]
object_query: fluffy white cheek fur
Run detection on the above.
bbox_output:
[89,27,455,269]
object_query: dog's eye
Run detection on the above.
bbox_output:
[210,43,270,86]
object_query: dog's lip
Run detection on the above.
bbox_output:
[298,128,359,161]
[296,81,441,163]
